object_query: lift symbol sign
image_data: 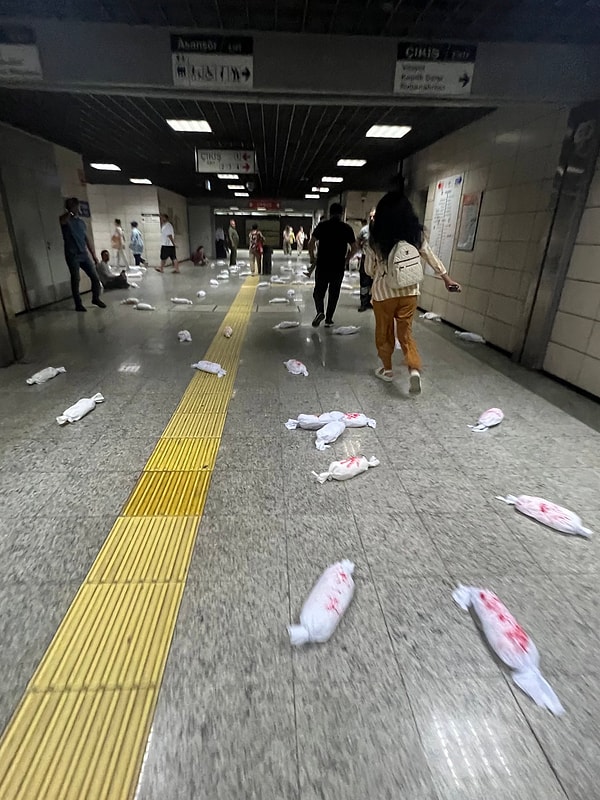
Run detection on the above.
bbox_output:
[394,42,476,96]
[171,34,254,90]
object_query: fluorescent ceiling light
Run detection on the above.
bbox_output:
[365,125,412,139]
[230,206,239,210]
[318,187,329,193]
[322,176,343,183]
[284,208,294,212]
[129,178,152,185]
[234,191,249,197]
[227,184,240,189]
[257,206,266,211]
[305,193,320,199]
[166,119,212,133]
[90,163,121,171]
[337,158,367,167]
[218,174,238,179]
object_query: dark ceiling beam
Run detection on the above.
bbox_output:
[379,0,404,35]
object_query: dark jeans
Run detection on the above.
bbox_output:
[229,247,237,266]
[313,266,344,321]
[66,253,102,307]
[359,254,373,307]
[133,253,144,266]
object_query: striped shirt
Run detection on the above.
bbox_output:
[364,238,447,301]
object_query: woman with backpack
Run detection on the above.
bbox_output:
[364,191,461,394]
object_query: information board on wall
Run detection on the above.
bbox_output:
[427,174,463,273]
[457,191,483,251]
[172,34,253,90]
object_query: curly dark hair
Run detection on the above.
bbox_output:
[369,191,423,258]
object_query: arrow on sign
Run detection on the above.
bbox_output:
[459,73,470,88]
[242,67,251,81]
[242,152,250,161]
[242,163,250,171]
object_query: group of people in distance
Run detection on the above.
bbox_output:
[282,225,306,255]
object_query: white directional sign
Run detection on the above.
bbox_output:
[195,149,256,175]
[172,34,253,90]
[0,25,42,82]
[394,42,476,97]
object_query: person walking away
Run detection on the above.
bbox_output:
[296,226,306,255]
[155,214,179,273]
[358,208,375,312]
[308,203,357,328]
[283,226,294,256]
[365,191,461,394]
[129,221,145,266]
[111,219,128,268]
[215,226,227,259]
[248,223,264,275]
[59,197,105,312]
[228,219,239,266]
[96,250,130,289]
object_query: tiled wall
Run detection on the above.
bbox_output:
[544,157,600,396]
[407,105,568,353]
[86,184,161,264]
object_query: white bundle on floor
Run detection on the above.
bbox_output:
[313,455,380,484]
[287,289,296,298]
[420,312,442,321]
[197,290,206,298]
[456,331,486,343]
[453,585,564,715]
[289,561,355,645]
[469,407,504,432]
[120,297,140,305]
[285,411,344,431]
[340,282,353,290]
[257,281,270,288]
[237,261,246,267]
[273,321,300,329]
[177,330,192,342]
[497,494,593,537]
[229,265,240,273]
[315,420,346,450]
[332,326,360,335]
[57,392,104,425]
[171,297,193,304]
[341,412,376,429]
[269,297,289,304]
[271,276,286,284]
[135,303,155,310]
[128,281,139,288]
[284,359,309,376]
[352,290,361,296]
[239,270,252,277]
[191,360,227,377]
[223,326,233,338]
[216,260,226,266]
[26,366,66,385]
[209,279,219,287]
[217,275,229,281]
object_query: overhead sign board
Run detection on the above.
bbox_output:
[394,42,476,96]
[195,149,256,175]
[0,25,42,82]
[172,34,253,90]
[249,199,280,210]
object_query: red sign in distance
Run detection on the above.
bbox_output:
[248,199,280,210]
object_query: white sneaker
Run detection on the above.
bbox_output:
[409,370,422,394]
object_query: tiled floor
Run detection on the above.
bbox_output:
[1,253,600,799]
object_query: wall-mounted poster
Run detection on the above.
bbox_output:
[427,174,463,273]
[457,191,483,251]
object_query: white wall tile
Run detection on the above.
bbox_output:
[543,342,585,384]
[550,311,593,351]
[566,245,600,282]
[577,355,600,397]
[558,279,600,319]
[576,206,600,245]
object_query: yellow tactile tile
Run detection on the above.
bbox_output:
[0,277,258,800]
[0,688,156,800]
[145,437,220,471]
[87,516,200,583]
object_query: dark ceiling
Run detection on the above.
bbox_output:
[0,89,492,198]
[1,0,599,43]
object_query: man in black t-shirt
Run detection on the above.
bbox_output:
[308,204,357,327]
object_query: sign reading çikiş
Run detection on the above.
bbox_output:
[0,25,42,82]
[394,42,476,96]
[172,34,253,90]
[195,149,256,175]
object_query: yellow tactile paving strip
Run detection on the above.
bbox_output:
[0,279,258,800]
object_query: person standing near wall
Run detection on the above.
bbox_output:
[111,219,128,268]
[296,226,306,255]
[248,223,264,275]
[59,197,105,312]
[365,191,461,394]
[228,219,239,266]
[215,226,227,259]
[308,203,357,328]
[155,213,179,274]
[358,208,376,312]
[129,221,145,266]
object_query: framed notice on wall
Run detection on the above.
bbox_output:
[427,174,463,272]
[457,191,483,251]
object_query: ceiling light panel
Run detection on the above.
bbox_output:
[322,176,343,182]
[218,174,238,179]
[166,119,212,132]
[337,159,367,167]
[129,178,152,184]
[227,184,240,189]
[234,192,249,197]
[365,125,412,139]
[90,163,121,171]
[305,194,319,199]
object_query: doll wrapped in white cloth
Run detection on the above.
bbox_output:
[284,359,308,376]
[497,494,593,537]
[285,411,344,431]
[178,330,192,342]
[315,420,346,450]
[313,456,380,484]
[191,360,227,377]
[26,366,66,385]
[57,393,104,425]
[288,561,355,645]
[171,297,193,304]
[469,408,504,432]
[274,321,300,330]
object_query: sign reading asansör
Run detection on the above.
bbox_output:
[394,42,476,97]
[171,34,253,90]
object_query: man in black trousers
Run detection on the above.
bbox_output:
[308,203,357,328]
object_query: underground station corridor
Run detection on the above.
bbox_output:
[0,3,600,799]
